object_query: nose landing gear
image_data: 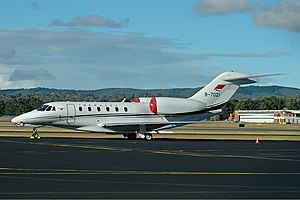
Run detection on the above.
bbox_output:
[30,127,40,140]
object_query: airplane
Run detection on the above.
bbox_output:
[11,72,280,141]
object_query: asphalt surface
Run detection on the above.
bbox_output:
[0,137,300,199]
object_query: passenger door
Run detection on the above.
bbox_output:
[66,104,76,124]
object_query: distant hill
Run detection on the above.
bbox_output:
[0,85,299,101]
[234,86,300,99]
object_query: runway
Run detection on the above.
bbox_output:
[0,137,300,199]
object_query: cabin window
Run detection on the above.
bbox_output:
[115,107,119,112]
[79,107,83,112]
[52,106,56,111]
[97,107,101,112]
[124,107,128,112]
[88,107,92,112]
[106,107,110,112]
[46,106,52,111]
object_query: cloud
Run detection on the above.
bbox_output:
[0,66,36,89]
[202,51,290,58]
[253,0,300,33]
[0,29,205,88]
[0,29,289,89]
[0,47,15,59]
[0,76,35,89]
[9,68,56,81]
[0,30,192,67]
[49,15,129,28]
[195,0,259,16]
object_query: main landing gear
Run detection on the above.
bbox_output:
[144,133,153,141]
[123,133,153,141]
[30,127,40,140]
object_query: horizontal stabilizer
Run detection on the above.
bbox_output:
[223,73,283,85]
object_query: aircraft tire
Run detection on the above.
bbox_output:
[144,133,153,141]
[33,133,39,139]
[32,128,39,140]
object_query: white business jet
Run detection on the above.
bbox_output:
[11,72,278,140]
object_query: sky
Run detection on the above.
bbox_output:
[0,0,299,90]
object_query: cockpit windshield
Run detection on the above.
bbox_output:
[37,104,49,111]
[37,104,56,112]
[46,106,52,111]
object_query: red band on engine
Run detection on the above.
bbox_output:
[150,97,157,114]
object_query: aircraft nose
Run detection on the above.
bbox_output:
[11,115,25,124]
[11,116,20,123]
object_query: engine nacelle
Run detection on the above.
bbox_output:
[149,97,206,114]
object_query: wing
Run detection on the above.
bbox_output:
[77,109,223,134]
[99,120,212,133]
[100,121,175,132]
[77,121,173,133]
[98,108,223,133]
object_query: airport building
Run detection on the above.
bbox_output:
[233,110,300,124]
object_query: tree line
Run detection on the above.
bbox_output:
[0,95,299,120]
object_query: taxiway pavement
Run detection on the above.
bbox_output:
[0,137,300,199]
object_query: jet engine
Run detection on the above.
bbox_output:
[149,97,206,114]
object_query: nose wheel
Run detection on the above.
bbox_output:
[30,127,40,140]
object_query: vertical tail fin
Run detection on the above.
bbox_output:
[189,72,260,108]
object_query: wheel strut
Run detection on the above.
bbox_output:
[30,127,40,140]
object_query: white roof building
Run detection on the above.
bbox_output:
[234,110,300,124]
